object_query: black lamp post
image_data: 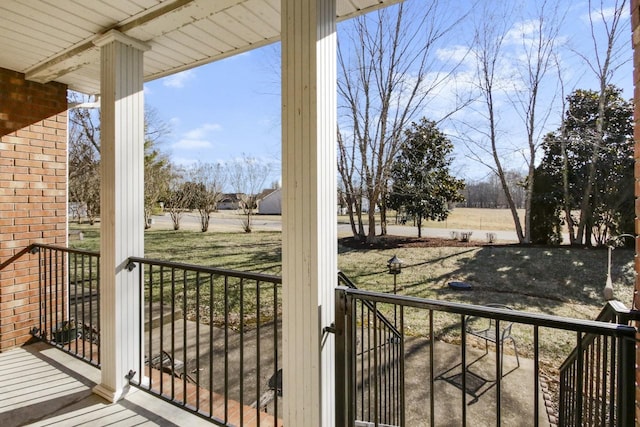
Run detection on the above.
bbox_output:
[387,255,403,325]
[387,255,403,293]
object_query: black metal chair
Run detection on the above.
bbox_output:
[465,304,520,374]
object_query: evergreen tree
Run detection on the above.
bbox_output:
[388,118,464,238]
[535,86,633,245]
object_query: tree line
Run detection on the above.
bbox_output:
[336,0,631,246]
[70,0,632,247]
[68,100,271,233]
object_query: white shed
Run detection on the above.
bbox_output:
[258,188,282,214]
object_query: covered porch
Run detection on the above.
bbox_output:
[1,0,640,426]
[0,0,402,425]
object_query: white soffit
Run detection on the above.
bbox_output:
[0,0,402,94]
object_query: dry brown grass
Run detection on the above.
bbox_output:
[339,207,525,231]
[421,207,525,231]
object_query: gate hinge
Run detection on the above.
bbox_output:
[323,322,337,335]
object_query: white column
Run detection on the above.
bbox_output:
[281,1,337,426]
[92,30,149,402]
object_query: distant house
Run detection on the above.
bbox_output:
[217,193,244,210]
[258,188,282,215]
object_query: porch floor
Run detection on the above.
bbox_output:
[0,335,552,426]
[0,341,213,427]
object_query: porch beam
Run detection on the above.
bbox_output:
[92,30,149,403]
[281,0,337,425]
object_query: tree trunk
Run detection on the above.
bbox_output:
[346,196,357,237]
[366,208,377,243]
[379,197,388,236]
[560,127,576,245]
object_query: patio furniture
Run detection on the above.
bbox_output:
[465,304,520,374]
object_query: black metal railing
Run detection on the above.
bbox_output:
[29,244,101,366]
[334,286,637,427]
[559,300,640,427]
[338,272,404,426]
[127,257,282,427]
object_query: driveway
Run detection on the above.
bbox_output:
[152,212,524,243]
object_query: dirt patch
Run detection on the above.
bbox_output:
[339,234,493,250]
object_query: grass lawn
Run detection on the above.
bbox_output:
[69,224,635,383]
[69,223,634,322]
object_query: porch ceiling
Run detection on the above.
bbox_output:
[0,0,401,95]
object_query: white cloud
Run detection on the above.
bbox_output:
[172,139,212,150]
[171,156,199,166]
[436,45,470,64]
[171,122,222,151]
[163,70,195,88]
[581,5,629,24]
[184,123,222,139]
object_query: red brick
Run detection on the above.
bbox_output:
[14,203,41,211]
[5,181,29,189]
[15,130,41,139]
[1,225,28,234]
[28,196,55,203]
[14,159,43,168]
[0,149,28,160]
[29,224,54,232]
[13,304,39,315]
[1,69,68,351]
[14,217,42,225]
[14,144,42,154]
[29,139,55,149]
[43,161,65,170]
[0,142,15,151]
[0,298,29,310]
[15,188,43,196]
[0,239,31,249]
[13,173,41,182]
[29,182,56,189]
[13,232,43,240]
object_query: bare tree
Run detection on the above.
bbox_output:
[68,135,100,224]
[143,142,171,229]
[68,95,172,228]
[572,0,629,245]
[165,167,193,230]
[457,1,564,244]
[460,2,525,238]
[228,155,271,233]
[507,1,565,243]
[68,93,100,224]
[189,162,226,232]
[337,1,472,242]
[555,59,578,245]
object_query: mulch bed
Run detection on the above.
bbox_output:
[339,235,492,250]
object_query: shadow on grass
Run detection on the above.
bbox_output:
[343,240,634,316]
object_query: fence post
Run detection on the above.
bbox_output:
[617,334,636,427]
[335,286,352,427]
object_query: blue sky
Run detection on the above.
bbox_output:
[144,45,282,180]
[143,0,633,185]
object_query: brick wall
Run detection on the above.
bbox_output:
[0,67,67,351]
